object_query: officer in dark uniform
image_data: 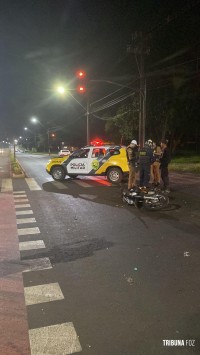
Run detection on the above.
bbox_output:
[139,139,153,188]
[160,139,171,193]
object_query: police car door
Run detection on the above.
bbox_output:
[87,147,107,174]
[66,148,90,174]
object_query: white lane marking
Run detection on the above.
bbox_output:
[19,240,45,251]
[51,181,68,190]
[22,257,52,273]
[15,204,31,208]
[24,282,64,305]
[16,217,36,224]
[75,180,92,188]
[1,178,13,192]
[18,227,40,236]
[13,194,27,198]
[14,198,29,202]
[13,190,26,194]
[25,178,42,191]
[29,322,82,355]
[16,210,33,215]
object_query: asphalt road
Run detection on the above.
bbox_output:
[8,153,200,353]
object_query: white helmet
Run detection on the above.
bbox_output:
[145,139,153,147]
[130,140,137,145]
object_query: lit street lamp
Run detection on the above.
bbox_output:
[56,86,66,95]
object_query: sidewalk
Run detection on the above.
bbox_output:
[0,149,11,178]
[0,149,30,354]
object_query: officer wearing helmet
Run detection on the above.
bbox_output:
[138,139,153,188]
[126,139,138,190]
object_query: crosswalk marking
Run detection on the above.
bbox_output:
[29,322,82,355]
[13,194,27,198]
[14,198,29,202]
[13,190,26,194]
[15,204,31,208]
[1,178,13,192]
[24,282,64,305]
[16,217,36,224]
[51,181,68,190]
[16,210,33,215]
[25,178,41,190]
[75,180,92,188]
[22,257,52,273]
[18,227,40,236]
[19,240,45,251]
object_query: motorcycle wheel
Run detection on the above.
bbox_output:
[143,194,169,211]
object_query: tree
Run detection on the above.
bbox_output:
[105,96,139,144]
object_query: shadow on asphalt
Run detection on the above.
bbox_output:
[42,180,183,222]
[20,238,114,265]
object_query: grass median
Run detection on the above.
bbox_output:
[169,155,200,174]
[10,153,24,175]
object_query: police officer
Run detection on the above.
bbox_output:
[160,139,171,193]
[126,140,138,190]
[139,139,153,188]
[151,142,162,186]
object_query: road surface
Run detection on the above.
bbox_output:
[0,150,200,355]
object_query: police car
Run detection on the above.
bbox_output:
[46,145,129,183]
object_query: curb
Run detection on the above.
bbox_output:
[12,159,27,179]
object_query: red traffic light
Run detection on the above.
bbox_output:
[77,85,86,93]
[76,70,86,79]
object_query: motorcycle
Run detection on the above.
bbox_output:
[122,186,169,211]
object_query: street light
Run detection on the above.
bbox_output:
[56,86,66,95]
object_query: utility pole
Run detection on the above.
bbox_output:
[86,97,90,145]
[127,32,149,148]
[47,129,50,155]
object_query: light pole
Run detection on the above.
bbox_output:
[55,85,89,144]
[30,117,50,153]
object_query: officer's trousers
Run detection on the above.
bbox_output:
[161,166,169,189]
[139,164,150,187]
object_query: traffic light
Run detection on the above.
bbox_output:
[76,69,87,94]
[76,70,86,79]
[77,85,86,93]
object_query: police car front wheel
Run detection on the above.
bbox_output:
[107,167,122,183]
[51,166,66,181]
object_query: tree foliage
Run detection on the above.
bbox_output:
[105,95,139,145]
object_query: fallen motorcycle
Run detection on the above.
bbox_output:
[122,187,169,211]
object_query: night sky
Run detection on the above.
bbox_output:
[0,0,199,144]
